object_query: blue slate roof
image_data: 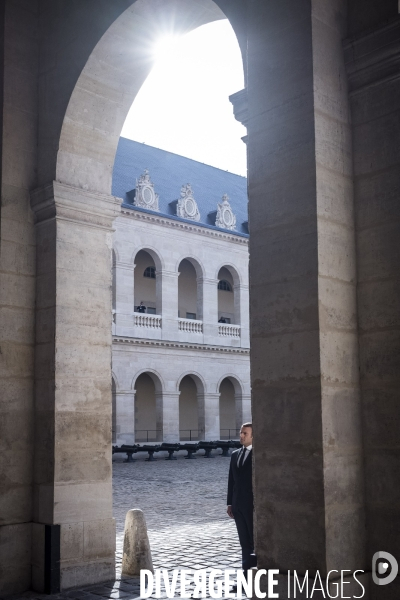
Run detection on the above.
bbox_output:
[112,137,249,236]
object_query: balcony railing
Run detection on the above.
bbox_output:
[179,429,199,441]
[220,428,240,440]
[135,429,161,442]
[178,318,203,333]
[218,323,240,337]
[134,313,162,328]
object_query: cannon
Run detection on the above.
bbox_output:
[160,442,181,460]
[213,440,235,457]
[179,443,200,459]
[136,444,162,461]
[198,441,218,458]
[113,444,139,463]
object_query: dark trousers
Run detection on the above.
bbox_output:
[234,507,256,571]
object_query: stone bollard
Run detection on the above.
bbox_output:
[121,509,154,577]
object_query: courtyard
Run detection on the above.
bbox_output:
[7,452,242,600]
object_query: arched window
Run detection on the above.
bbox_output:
[143,266,156,279]
[178,258,202,320]
[217,267,236,324]
[218,279,232,292]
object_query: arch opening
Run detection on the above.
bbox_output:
[56,0,242,193]
[218,266,238,324]
[134,372,158,442]
[219,377,236,439]
[178,258,202,320]
[35,0,248,592]
[134,249,159,314]
[179,375,200,441]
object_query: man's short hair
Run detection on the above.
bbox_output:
[241,422,252,429]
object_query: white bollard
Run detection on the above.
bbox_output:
[121,509,154,576]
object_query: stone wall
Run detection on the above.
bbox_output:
[112,338,251,444]
[113,210,250,347]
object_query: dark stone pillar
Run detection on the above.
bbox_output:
[345,16,400,600]
[247,0,366,594]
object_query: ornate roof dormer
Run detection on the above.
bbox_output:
[215,194,236,230]
[133,168,159,211]
[176,183,200,221]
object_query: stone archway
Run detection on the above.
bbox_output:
[30,1,244,592]
[5,0,386,596]
[56,0,233,194]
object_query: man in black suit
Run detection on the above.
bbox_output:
[227,423,256,573]
[137,301,146,313]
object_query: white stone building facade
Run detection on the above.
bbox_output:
[112,202,250,444]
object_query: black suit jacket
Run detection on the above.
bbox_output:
[227,448,253,513]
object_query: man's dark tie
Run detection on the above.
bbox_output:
[239,447,246,468]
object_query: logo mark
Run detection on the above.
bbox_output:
[372,551,398,586]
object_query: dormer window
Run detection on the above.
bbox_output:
[218,279,232,292]
[144,266,156,279]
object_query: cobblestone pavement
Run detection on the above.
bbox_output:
[8,450,244,600]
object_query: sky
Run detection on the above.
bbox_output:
[121,20,247,177]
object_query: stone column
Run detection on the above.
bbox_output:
[114,261,134,337]
[234,283,250,347]
[155,392,180,442]
[115,391,135,445]
[199,277,219,344]
[158,270,179,341]
[198,393,220,441]
[246,0,366,590]
[345,18,400,592]
[30,182,119,592]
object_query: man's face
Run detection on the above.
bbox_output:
[239,426,253,447]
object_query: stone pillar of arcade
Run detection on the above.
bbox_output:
[245,0,369,596]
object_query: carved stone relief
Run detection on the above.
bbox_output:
[176,183,200,221]
[215,194,236,230]
[134,168,159,211]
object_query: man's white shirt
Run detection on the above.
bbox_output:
[237,444,252,466]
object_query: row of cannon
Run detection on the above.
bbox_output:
[112,440,241,462]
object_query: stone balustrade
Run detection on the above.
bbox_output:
[134,313,162,329]
[119,314,244,344]
[218,323,240,338]
[178,318,203,333]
